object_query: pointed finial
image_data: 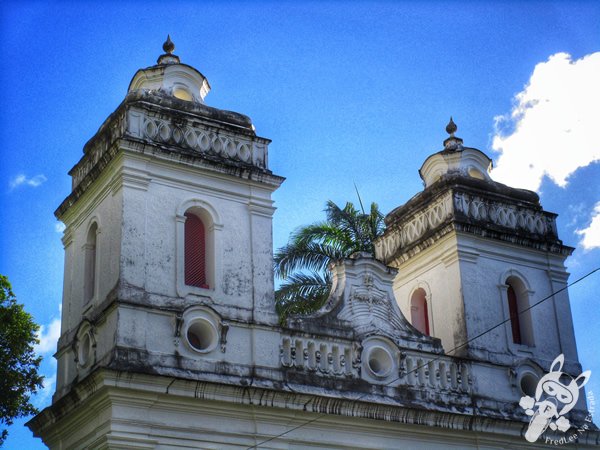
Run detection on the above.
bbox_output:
[443,116,463,150]
[163,35,175,54]
[446,117,457,136]
[157,35,180,65]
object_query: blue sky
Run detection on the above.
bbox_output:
[1,2,599,448]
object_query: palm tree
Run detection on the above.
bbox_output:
[274,200,385,320]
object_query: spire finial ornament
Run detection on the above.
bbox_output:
[163,35,175,54]
[157,35,180,65]
[443,116,463,150]
[446,117,457,136]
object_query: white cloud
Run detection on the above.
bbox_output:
[35,317,61,355]
[9,173,47,190]
[491,52,600,192]
[31,307,61,408]
[33,373,56,408]
[577,202,600,251]
[55,222,66,233]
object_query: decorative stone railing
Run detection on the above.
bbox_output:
[70,106,270,190]
[453,191,555,235]
[401,351,471,393]
[280,335,472,394]
[126,109,268,169]
[375,192,454,262]
[375,189,558,262]
[280,336,359,377]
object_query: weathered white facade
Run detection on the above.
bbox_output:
[28,41,598,448]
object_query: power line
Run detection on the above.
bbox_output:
[247,266,600,449]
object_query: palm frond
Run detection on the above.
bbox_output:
[291,222,354,250]
[366,202,385,251]
[275,271,332,320]
[273,199,386,322]
[273,241,346,279]
[325,201,368,247]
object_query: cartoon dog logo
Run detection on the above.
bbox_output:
[520,354,591,442]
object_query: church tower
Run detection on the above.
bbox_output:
[29,43,596,448]
[28,38,286,448]
[375,119,580,380]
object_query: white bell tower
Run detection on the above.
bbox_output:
[375,119,579,376]
[28,37,285,448]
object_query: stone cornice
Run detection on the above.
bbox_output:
[26,368,600,446]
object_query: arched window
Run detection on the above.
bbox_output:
[506,277,534,346]
[184,212,208,288]
[507,284,521,344]
[176,200,221,297]
[84,223,98,304]
[410,288,430,336]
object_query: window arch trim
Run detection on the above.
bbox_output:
[176,198,223,229]
[498,268,533,292]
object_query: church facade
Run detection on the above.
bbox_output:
[27,39,598,449]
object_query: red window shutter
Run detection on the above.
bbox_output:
[507,285,521,344]
[184,213,208,288]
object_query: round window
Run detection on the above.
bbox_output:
[186,319,218,353]
[367,346,394,378]
[520,372,539,397]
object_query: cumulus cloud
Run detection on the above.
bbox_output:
[576,202,600,251]
[9,173,47,190]
[491,52,600,192]
[32,307,61,407]
[33,374,56,407]
[35,316,61,355]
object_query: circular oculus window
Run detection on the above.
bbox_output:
[185,318,218,353]
[520,372,539,397]
[366,346,394,378]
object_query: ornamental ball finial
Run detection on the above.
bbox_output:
[163,35,175,54]
[446,117,457,135]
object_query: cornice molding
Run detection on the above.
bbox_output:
[27,369,600,447]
